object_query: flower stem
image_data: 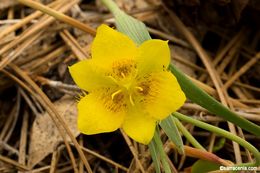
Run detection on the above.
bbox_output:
[174,117,206,150]
[172,112,260,167]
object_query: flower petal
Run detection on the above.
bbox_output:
[137,39,170,75]
[69,60,115,91]
[91,24,137,67]
[137,71,186,120]
[122,107,156,144]
[77,90,126,135]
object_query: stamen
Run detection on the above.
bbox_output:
[121,72,126,78]
[111,89,122,100]
[135,86,143,91]
[108,75,119,84]
[129,94,135,106]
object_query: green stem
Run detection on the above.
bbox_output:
[174,117,206,150]
[154,128,172,173]
[172,112,260,167]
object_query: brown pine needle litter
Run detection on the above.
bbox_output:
[0,0,259,172]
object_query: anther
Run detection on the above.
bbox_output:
[111,89,122,100]
[121,72,126,78]
[135,86,143,91]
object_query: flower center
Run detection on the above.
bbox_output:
[108,60,145,106]
[109,74,144,106]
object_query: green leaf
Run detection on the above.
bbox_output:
[148,139,161,173]
[154,127,172,173]
[191,160,221,173]
[115,11,151,45]
[160,116,184,154]
[101,0,150,45]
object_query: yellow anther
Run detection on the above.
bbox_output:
[111,89,122,100]
[129,94,135,106]
[135,86,143,91]
[121,72,126,78]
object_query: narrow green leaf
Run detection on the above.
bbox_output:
[101,0,260,136]
[115,11,151,45]
[154,127,172,173]
[160,116,184,154]
[101,0,150,45]
[148,139,161,173]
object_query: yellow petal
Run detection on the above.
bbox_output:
[91,24,137,67]
[77,89,126,135]
[69,60,115,91]
[122,107,156,144]
[137,71,186,120]
[137,39,170,75]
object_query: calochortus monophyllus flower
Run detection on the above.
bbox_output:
[69,24,186,144]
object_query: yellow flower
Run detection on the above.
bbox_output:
[69,25,186,144]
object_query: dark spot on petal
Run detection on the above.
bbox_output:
[111,59,136,78]
[139,82,150,96]
[97,88,127,113]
